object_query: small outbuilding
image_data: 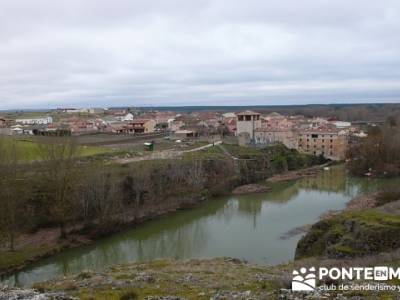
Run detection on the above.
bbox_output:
[173,130,197,139]
[144,142,154,151]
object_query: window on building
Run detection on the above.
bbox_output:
[245,115,251,121]
[311,134,318,138]
[238,115,244,121]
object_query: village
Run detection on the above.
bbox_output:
[0,107,368,161]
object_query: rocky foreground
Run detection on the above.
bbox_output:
[3,256,400,300]
[296,196,400,260]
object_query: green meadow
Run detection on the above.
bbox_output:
[0,136,113,162]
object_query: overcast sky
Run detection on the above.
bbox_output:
[1,0,400,109]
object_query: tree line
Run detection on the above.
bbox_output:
[0,137,320,252]
[0,137,238,251]
[347,115,400,176]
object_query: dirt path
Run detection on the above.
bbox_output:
[115,141,222,164]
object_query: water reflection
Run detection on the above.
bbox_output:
[4,165,400,287]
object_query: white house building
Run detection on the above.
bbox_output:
[16,116,53,125]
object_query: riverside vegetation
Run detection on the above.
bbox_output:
[0,136,324,276]
[346,114,400,176]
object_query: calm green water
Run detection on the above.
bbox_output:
[3,165,400,287]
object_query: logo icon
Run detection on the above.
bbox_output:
[292,267,316,291]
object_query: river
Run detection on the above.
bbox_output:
[3,165,400,287]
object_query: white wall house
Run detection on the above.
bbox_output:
[16,116,53,125]
[121,113,134,121]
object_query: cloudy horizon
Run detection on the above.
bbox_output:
[1,0,400,109]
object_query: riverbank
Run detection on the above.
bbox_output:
[0,145,325,278]
[265,162,331,183]
[296,190,400,260]
[0,195,205,277]
[4,165,400,298]
[231,162,331,196]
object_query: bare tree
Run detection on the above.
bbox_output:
[0,137,26,251]
[81,163,123,227]
[37,137,80,239]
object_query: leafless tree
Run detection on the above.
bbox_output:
[0,137,26,251]
[37,137,80,239]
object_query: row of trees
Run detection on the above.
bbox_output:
[347,115,400,175]
[0,137,236,251]
[258,103,400,122]
[0,136,318,252]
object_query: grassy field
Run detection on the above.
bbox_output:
[0,137,114,161]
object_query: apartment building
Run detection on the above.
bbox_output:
[254,128,298,149]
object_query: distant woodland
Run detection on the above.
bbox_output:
[141,103,400,122]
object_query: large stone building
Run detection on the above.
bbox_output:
[236,110,261,141]
[236,110,351,161]
[297,128,348,160]
[254,128,298,149]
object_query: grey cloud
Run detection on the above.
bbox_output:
[0,0,400,108]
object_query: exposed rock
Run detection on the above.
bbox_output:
[232,184,271,195]
[279,224,311,240]
[134,272,155,283]
[266,173,302,183]
[22,256,400,300]
[296,208,400,260]
[274,289,350,300]
[376,199,400,215]
[319,210,342,221]
[346,193,379,210]
[266,165,323,183]
[0,288,77,300]
[210,290,253,300]
[144,297,187,300]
